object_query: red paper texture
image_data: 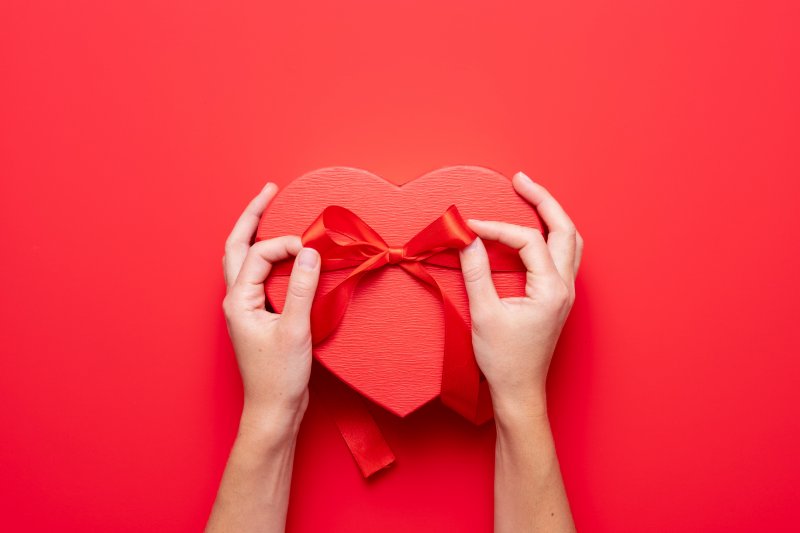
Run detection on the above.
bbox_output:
[3,1,800,532]
[257,166,541,417]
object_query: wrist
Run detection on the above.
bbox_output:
[494,403,553,458]
[491,387,549,432]
[237,401,305,451]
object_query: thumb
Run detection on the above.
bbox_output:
[281,247,321,328]
[459,237,500,309]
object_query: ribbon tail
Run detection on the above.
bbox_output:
[309,273,362,343]
[314,365,396,477]
[399,262,493,424]
[439,292,489,422]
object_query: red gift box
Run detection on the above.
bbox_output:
[257,166,543,476]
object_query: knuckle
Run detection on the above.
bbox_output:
[523,227,541,242]
[251,238,282,256]
[248,240,269,254]
[561,226,577,247]
[287,277,313,299]
[224,240,247,257]
[567,284,576,307]
[543,279,570,307]
[555,282,570,303]
[222,294,236,317]
[462,262,487,284]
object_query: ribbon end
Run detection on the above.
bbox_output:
[315,366,397,478]
[358,448,396,478]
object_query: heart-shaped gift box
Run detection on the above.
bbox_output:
[256,166,543,474]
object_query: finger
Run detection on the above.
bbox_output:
[574,230,584,276]
[458,236,501,311]
[466,219,560,282]
[511,172,577,282]
[281,247,322,329]
[230,236,303,309]
[224,182,278,288]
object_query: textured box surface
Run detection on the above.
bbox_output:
[257,166,542,417]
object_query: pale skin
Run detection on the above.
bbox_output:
[206,172,583,533]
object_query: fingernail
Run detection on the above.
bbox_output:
[464,237,481,253]
[297,247,319,270]
[262,182,276,193]
[515,171,534,185]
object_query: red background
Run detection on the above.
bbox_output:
[1,1,798,531]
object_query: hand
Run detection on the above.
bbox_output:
[208,183,321,533]
[221,182,322,436]
[459,171,583,422]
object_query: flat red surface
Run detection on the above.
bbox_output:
[1,1,798,531]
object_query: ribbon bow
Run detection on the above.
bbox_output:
[267,204,528,475]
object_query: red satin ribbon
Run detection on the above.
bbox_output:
[267,204,528,475]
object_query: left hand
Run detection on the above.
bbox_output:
[221,182,322,436]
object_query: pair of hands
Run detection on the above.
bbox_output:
[222,172,583,434]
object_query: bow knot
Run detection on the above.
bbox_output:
[385,246,406,265]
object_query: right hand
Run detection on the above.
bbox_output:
[458,171,583,421]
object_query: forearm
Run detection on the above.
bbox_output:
[206,409,301,533]
[494,400,575,533]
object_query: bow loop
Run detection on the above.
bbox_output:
[404,204,479,258]
[303,205,390,269]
